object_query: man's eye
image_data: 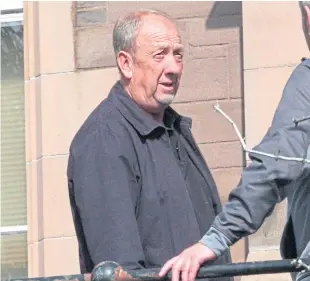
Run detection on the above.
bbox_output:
[154,53,165,59]
[175,53,184,60]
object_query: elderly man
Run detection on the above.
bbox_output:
[67,9,232,280]
[160,2,310,281]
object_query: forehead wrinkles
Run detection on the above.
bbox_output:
[138,32,182,50]
[134,15,182,53]
[153,40,183,49]
[151,33,181,43]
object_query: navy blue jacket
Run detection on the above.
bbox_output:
[67,81,231,279]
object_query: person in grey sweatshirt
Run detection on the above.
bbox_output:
[159,2,310,281]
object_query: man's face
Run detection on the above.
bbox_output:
[127,15,184,114]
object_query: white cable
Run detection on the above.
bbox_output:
[213,102,310,164]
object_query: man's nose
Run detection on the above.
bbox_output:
[164,54,182,75]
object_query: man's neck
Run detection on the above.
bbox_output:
[121,80,166,125]
[151,111,165,124]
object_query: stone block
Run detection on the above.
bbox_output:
[211,167,243,204]
[243,66,296,149]
[228,43,242,98]
[107,1,215,23]
[199,141,244,169]
[76,9,107,26]
[188,16,241,47]
[207,1,242,19]
[40,73,80,156]
[76,67,119,123]
[172,100,243,144]
[242,2,308,69]
[41,156,76,239]
[176,57,229,102]
[76,1,107,9]
[27,159,44,243]
[38,237,79,276]
[189,44,228,60]
[24,1,40,78]
[230,239,248,265]
[75,25,116,69]
[28,242,44,278]
[37,1,75,74]
[25,77,42,162]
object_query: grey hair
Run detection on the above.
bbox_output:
[112,9,174,57]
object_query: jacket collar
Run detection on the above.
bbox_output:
[109,81,192,136]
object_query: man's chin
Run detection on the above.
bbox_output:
[155,93,177,106]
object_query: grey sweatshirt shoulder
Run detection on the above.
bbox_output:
[200,58,310,256]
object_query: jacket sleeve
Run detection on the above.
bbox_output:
[200,60,310,256]
[69,128,145,270]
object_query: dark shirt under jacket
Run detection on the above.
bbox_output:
[164,114,216,236]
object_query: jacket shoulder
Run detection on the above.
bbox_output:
[299,57,310,69]
[284,57,310,89]
[69,97,132,156]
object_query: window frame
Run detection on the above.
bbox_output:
[0,225,28,235]
[0,12,23,24]
[0,3,27,237]
[0,0,23,11]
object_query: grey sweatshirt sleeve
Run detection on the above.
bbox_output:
[69,128,145,270]
[200,59,310,256]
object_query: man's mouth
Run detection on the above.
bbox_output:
[161,82,173,86]
[160,82,175,91]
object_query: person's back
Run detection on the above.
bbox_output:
[280,59,310,281]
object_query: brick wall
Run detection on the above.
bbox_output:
[72,0,246,264]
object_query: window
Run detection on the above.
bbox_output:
[1,3,28,280]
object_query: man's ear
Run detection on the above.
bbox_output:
[117,51,134,79]
[305,5,310,35]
